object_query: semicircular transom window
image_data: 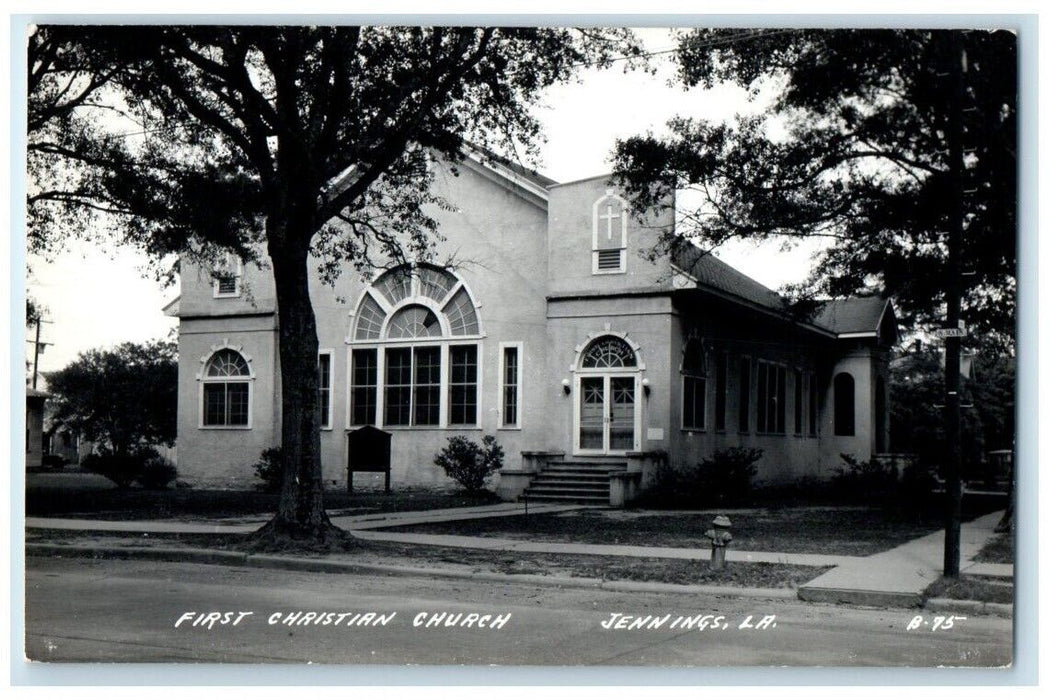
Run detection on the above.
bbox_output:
[205,348,250,377]
[581,336,637,369]
[386,304,443,339]
[353,264,481,341]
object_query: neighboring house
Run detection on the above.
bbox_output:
[25,387,48,470]
[166,154,896,501]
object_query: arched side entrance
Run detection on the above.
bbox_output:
[571,335,644,455]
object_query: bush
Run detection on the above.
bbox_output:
[645,447,763,508]
[42,454,66,471]
[831,453,898,502]
[137,453,177,489]
[434,435,504,493]
[84,448,158,488]
[253,447,283,493]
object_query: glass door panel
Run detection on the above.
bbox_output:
[609,376,636,451]
[579,376,605,450]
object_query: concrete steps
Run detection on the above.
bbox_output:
[520,459,626,505]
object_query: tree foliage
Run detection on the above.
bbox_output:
[28,26,641,540]
[46,340,178,456]
[890,342,1015,477]
[613,29,1016,348]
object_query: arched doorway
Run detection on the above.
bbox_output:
[573,335,643,455]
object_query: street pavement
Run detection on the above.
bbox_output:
[24,556,1013,667]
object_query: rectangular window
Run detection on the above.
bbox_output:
[500,345,521,428]
[757,361,787,434]
[203,382,249,427]
[449,345,478,425]
[808,372,819,436]
[412,347,441,426]
[318,352,332,429]
[738,357,751,432]
[794,368,803,435]
[683,375,706,430]
[384,347,412,426]
[350,349,378,426]
[714,352,727,431]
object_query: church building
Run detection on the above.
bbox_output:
[166,151,897,504]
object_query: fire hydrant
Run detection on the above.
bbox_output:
[704,515,733,570]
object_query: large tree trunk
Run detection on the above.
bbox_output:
[253,216,345,545]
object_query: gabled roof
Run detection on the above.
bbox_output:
[672,245,787,313]
[813,297,894,336]
[672,244,895,341]
[464,142,558,190]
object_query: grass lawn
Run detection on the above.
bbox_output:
[25,475,500,520]
[924,575,1014,605]
[25,529,829,588]
[383,505,990,557]
[973,530,1013,564]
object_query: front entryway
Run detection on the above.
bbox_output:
[571,335,644,456]
[574,374,639,454]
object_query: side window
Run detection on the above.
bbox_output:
[318,352,333,429]
[681,340,706,430]
[500,343,522,429]
[834,372,856,436]
[201,348,251,428]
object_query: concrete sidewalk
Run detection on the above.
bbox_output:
[26,505,1011,609]
[25,502,589,535]
[798,510,1007,607]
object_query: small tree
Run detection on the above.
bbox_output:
[434,435,504,493]
[46,340,177,457]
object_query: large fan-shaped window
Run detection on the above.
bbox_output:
[350,264,483,429]
[581,336,637,369]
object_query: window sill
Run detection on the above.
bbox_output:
[199,425,252,430]
[497,426,523,431]
[681,428,707,434]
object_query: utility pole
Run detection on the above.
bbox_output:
[942,32,968,578]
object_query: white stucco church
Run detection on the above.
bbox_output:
[165,150,897,504]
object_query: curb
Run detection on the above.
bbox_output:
[796,585,922,609]
[924,597,1013,617]
[25,543,794,600]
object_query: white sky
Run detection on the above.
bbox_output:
[25,27,826,377]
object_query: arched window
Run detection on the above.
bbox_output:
[681,339,706,430]
[834,372,855,437]
[580,336,637,368]
[202,348,251,427]
[349,264,483,428]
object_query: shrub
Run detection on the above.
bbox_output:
[42,454,66,471]
[253,447,283,493]
[434,435,504,493]
[831,453,898,502]
[137,453,178,489]
[84,447,158,488]
[644,447,763,508]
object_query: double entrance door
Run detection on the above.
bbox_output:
[574,373,639,455]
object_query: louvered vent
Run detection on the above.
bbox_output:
[596,249,623,271]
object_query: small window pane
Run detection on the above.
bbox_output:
[351,349,377,426]
[449,345,478,425]
[384,348,412,426]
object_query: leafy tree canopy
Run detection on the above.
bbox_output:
[45,340,178,457]
[28,25,642,541]
[613,29,1016,350]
